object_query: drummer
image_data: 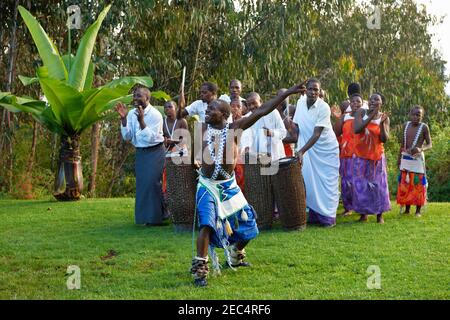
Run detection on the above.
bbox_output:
[163,100,188,157]
[191,83,305,287]
[162,101,189,212]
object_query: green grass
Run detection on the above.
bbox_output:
[0,198,448,300]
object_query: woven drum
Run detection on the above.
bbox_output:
[243,159,274,230]
[272,157,306,231]
[165,158,197,232]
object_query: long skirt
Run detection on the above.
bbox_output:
[340,155,391,215]
[135,144,165,224]
[340,157,354,211]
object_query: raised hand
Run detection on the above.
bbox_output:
[115,102,128,119]
[287,79,308,95]
[135,106,145,122]
[380,112,390,123]
[331,104,342,119]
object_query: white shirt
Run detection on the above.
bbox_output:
[186,100,208,122]
[218,94,246,104]
[120,104,164,148]
[186,99,233,123]
[247,110,287,161]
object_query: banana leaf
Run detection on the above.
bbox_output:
[103,76,153,91]
[18,75,39,86]
[151,90,171,102]
[62,54,95,91]
[0,93,46,116]
[38,77,84,133]
[18,6,67,81]
[68,4,111,91]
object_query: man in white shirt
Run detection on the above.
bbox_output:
[219,79,246,104]
[115,86,166,226]
[246,92,287,161]
[293,79,339,227]
[178,82,218,122]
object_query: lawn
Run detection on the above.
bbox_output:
[0,198,448,300]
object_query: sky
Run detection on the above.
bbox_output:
[414,0,450,94]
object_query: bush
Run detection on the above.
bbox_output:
[426,123,450,201]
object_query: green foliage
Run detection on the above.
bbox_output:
[17,5,68,81]
[2,0,449,199]
[426,123,450,201]
[8,5,155,136]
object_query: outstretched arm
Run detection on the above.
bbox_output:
[177,89,189,119]
[233,82,305,131]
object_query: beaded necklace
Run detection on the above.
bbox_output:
[404,121,424,152]
[164,117,177,139]
[207,123,231,180]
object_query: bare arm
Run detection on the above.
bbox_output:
[353,108,378,134]
[379,113,390,143]
[298,126,324,155]
[333,115,345,137]
[233,83,305,131]
[283,120,299,144]
[177,106,189,119]
[421,124,432,152]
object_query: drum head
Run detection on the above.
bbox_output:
[277,156,297,167]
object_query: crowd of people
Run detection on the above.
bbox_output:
[115,78,432,287]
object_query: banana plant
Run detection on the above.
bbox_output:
[1,4,154,201]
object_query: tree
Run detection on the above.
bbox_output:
[1,4,153,200]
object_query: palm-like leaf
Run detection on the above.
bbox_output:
[18,6,67,81]
[68,4,111,91]
[76,76,153,131]
[18,75,39,86]
[14,5,161,136]
[0,92,46,116]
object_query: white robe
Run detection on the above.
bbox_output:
[293,97,339,218]
[247,110,287,161]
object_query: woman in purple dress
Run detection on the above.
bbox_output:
[352,93,391,223]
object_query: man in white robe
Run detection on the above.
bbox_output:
[293,79,339,227]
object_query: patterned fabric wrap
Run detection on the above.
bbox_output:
[340,157,354,211]
[340,155,391,214]
[196,175,259,249]
[283,143,294,157]
[397,171,427,206]
[354,122,384,161]
[340,120,356,158]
